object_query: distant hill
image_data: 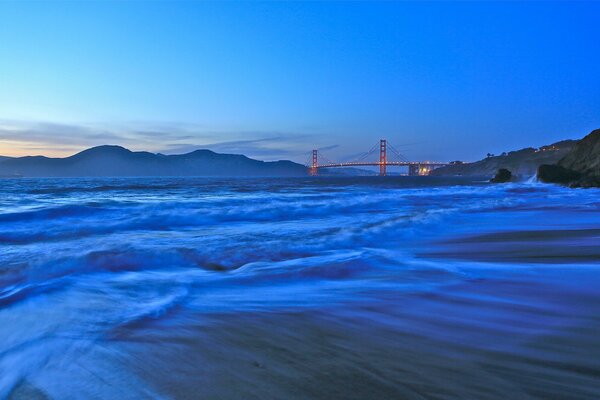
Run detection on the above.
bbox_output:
[0,145,308,177]
[0,156,17,177]
[431,140,577,179]
[538,129,600,187]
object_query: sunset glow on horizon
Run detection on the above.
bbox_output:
[1,1,599,162]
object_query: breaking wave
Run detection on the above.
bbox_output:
[0,177,599,399]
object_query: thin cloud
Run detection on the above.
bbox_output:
[318,144,339,151]
[0,120,316,161]
[162,135,313,161]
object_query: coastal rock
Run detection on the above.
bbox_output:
[538,129,600,187]
[490,168,512,183]
[537,164,582,184]
[569,175,600,188]
[558,129,600,176]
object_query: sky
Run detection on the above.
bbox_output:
[0,1,599,163]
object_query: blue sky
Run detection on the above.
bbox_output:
[0,1,599,162]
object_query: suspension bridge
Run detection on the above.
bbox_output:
[307,139,448,176]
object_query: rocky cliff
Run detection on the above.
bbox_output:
[430,140,576,179]
[538,129,600,187]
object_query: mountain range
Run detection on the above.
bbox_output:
[0,145,308,177]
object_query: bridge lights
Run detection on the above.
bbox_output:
[310,149,318,176]
[307,140,447,176]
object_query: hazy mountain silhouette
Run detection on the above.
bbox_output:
[0,145,308,177]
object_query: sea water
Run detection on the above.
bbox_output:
[0,177,599,399]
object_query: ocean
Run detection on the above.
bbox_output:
[1,177,599,399]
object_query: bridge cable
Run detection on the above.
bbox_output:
[352,143,379,163]
[387,143,411,163]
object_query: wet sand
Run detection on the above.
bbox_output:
[2,178,600,399]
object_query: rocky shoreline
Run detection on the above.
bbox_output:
[431,140,576,179]
[538,129,600,188]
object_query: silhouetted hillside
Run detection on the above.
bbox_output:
[538,129,600,187]
[0,145,308,177]
[431,140,576,179]
[557,129,600,176]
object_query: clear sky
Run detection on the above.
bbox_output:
[0,1,599,163]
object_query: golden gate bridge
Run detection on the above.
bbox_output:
[307,139,448,176]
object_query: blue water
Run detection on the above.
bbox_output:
[1,177,599,399]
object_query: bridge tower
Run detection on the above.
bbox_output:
[310,149,318,176]
[379,139,387,176]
